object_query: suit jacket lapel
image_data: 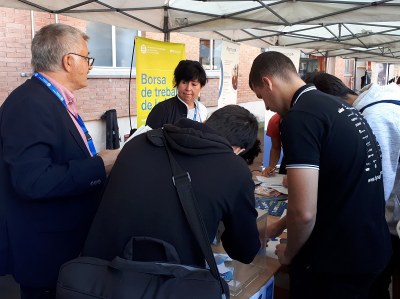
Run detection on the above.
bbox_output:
[33,76,92,157]
[56,103,91,157]
[67,118,91,157]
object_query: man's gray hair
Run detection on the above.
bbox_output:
[31,23,89,72]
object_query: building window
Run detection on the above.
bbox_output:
[199,39,222,70]
[86,21,138,68]
[344,59,354,76]
[115,27,136,67]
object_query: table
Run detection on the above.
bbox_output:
[234,254,281,298]
[212,213,288,298]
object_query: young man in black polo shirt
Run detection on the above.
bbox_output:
[249,51,391,299]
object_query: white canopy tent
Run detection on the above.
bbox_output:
[1,0,400,62]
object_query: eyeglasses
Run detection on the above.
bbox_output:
[67,53,95,66]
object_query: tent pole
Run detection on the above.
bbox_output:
[324,51,328,72]
[164,32,170,42]
[353,58,357,91]
[164,7,170,42]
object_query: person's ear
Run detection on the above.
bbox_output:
[232,146,245,155]
[62,54,74,72]
[262,76,273,91]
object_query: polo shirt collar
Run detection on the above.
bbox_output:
[291,84,317,108]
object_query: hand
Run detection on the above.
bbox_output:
[97,149,120,176]
[262,166,276,177]
[257,217,268,249]
[275,242,292,265]
[282,175,288,188]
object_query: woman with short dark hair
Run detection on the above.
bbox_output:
[146,60,208,129]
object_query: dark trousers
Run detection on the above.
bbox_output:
[20,285,56,299]
[290,265,377,299]
[369,234,400,299]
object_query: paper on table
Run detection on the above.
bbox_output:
[256,174,285,185]
[254,185,283,197]
[264,184,288,195]
[256,174,288,195]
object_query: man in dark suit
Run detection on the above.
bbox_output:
[0,23,119,299]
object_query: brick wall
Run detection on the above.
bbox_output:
[144,32,200,61]
[74,78,134,120]
[0,8,32,101]
[237,44,262,102]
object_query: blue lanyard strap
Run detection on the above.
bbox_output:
[192,103,202,122]
[33,72,97,156]
[193,105,198,121]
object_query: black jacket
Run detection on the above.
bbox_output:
[83,118,260,266]
[0,77,105,287]
[146,96,187,129]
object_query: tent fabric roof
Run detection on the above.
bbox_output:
[1,0,400,62]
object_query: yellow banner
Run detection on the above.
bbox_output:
[135,37,186,127]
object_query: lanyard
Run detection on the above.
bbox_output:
[192,102,203,122]
[33,72,97,156]
[193,105,198,121]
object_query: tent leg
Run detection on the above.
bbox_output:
[163,7,170,42]
[164,32,170,42]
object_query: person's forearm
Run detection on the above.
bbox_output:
[284,168,318,262]
[268,215,287,238]
[268,148,281,168]
[285,206,316,260]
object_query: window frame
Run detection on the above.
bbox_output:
[344,59,354,77]
[87,23,140,78]
[199,38,222,74]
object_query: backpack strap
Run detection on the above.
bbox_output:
[359,100,400,113]
[160,129,228,299]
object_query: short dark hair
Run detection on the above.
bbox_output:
[305,72,358,99]
[174,60,207,87]
[249,51,298,89]
[206,105,260,165]
[241,138,262,165]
